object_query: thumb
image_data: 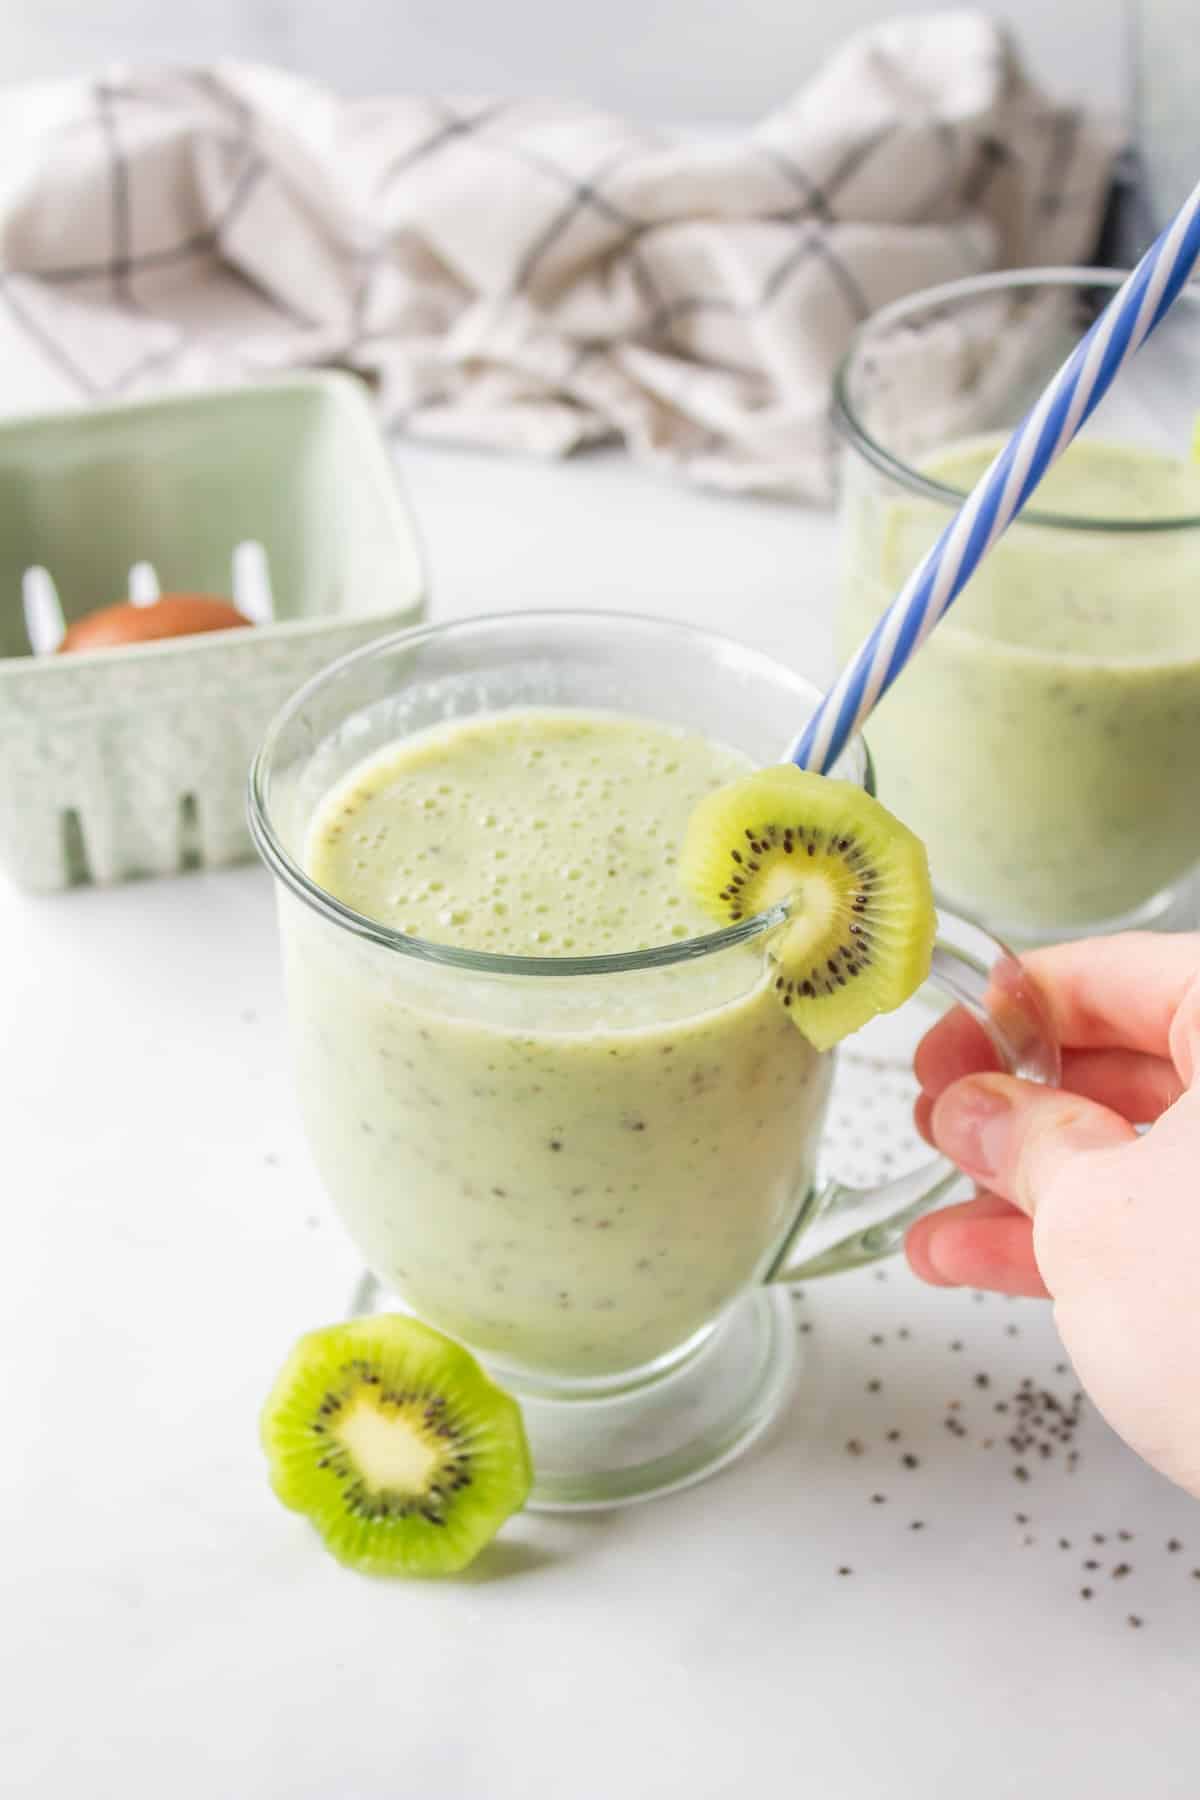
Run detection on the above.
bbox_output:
[929,1072,1137,1217]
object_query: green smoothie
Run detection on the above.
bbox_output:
[839,437,1200,931]
[282,709,831,1381]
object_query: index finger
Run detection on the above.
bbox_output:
[1022,932,1200,1059]
[914,930,1200,1097]
[913,1005,1001,1097]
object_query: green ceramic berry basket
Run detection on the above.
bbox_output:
[0,373,426,891]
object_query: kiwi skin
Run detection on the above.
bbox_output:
[681,764,936,1051]
[261,1314,532,1578]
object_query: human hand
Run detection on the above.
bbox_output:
[905,932,1200,1497]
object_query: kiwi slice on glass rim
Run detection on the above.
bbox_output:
[681,764,936,1051]
[262,1315,532,1577]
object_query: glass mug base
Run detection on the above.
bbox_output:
[350,1271,801,1510]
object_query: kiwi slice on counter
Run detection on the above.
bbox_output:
[681,764,936,1051]
[261,1315,532,1577]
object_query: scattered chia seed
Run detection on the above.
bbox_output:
[1168,1539,1183,1553]
[831,1306,1100,1591]
[1117,1530,1133,1543]
[837,1566,853,1576]
[1005,1324,1019,1337]
[798,1322,813,1334]
[1128,1615,1144,1629]
[1112,1564,1131,1580]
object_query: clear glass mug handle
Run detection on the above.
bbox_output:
[764,912,1061,1284]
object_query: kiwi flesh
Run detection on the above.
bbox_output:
[681,764,936,1051]
[261,1314,532,1577]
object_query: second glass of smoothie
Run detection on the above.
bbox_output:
[836,269,1200,943]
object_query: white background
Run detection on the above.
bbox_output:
[0,0,1128,118]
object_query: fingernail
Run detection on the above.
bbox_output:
[934,1079,1013,1180]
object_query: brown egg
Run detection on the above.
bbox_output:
[58,593,253,653]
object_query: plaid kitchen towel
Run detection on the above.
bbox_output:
[0,11,1116,499]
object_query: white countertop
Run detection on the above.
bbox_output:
[5,443,1199,1800]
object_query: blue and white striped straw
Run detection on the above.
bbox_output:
[791,177,1200,775]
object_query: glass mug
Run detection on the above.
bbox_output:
[835,268,1200,945]
[249,614,1057,1508]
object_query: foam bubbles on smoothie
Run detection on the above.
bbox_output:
[306,710,751,956]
